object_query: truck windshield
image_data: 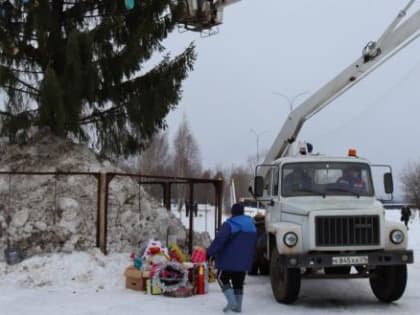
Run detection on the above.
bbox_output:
[282,162,374,197]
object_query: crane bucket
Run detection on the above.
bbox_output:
[175,0,241,32]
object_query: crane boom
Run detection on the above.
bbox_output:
[263,1,420,169]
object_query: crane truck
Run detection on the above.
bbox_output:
[178,0,418,304]
[250,1,419,304]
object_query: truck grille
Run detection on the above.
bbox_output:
[315,215,380,246]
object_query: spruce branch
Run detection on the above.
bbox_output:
[5,67,43,75]
[0,66,39,92]
[79,106,124,125]
[2,85,38,97]
[0,110,13,117]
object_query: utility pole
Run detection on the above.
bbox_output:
[250,129,268,163]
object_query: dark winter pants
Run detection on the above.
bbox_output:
[217,270,246,294]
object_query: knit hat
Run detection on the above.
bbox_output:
[231,203,244,216]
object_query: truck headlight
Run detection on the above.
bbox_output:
[390,229,404,245]
[283,232,298,247]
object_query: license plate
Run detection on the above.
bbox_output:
[332,256,368,265]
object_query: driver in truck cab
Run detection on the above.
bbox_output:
[337,166,367,193]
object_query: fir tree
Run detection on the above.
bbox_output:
[0,0,195,155]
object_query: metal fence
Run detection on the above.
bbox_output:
[0,171,223,255]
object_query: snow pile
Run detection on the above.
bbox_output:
[0,132,209,260]
[0,248,128,291]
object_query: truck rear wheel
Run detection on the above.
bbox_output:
[369,265,407,303]
[270,249,301,304]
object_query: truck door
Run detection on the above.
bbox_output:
[254,165,280,199]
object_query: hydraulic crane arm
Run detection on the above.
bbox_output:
[263,1,420,166]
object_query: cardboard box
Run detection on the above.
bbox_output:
[142,270,150,291]
[124,265,144,291]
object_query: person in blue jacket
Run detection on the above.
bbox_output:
[206,203,257,313]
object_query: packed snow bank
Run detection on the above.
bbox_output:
[0,248,128,290]
[0,132,209,260]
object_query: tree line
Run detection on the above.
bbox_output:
[401,163,420,210]
[136,115,420,212]
[132,114,257,211]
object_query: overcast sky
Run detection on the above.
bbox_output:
[163,0,420,194]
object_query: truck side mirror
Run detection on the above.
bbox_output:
[384,172,393,194]
[254,176,264,197]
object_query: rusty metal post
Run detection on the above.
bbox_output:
[97,172,112,254]
[188,182,194,254]
[215,179,224,233]
[163,182,171,211]
[96,173,105,252]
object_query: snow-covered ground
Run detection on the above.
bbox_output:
[0,210,419,315]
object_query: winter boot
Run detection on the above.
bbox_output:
[222,286,238,312]
[232,289,243,313]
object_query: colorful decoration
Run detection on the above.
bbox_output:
[162,286,193,297]
[153,261,189,293]
[146,277,161,295]
[142,239,168,260]
[141,239,170,270]
[191,246,206,263]
[130,252,143,269]
[168,243,186,263]
[207,263,216,283]
[126,239,211,296]
[124,0,135,10]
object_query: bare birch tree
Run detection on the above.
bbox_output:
[173,115,202,209]
[138,131,171,201]
[401,161,420,208]
[138,131,171,175]
[230,165,253,204]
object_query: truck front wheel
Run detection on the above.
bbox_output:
[369,265,407,303]
[270,249,301,304]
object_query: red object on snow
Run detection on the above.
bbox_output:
[191,246,206,263]
[149,246,161,255]
[197,264,205,295]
